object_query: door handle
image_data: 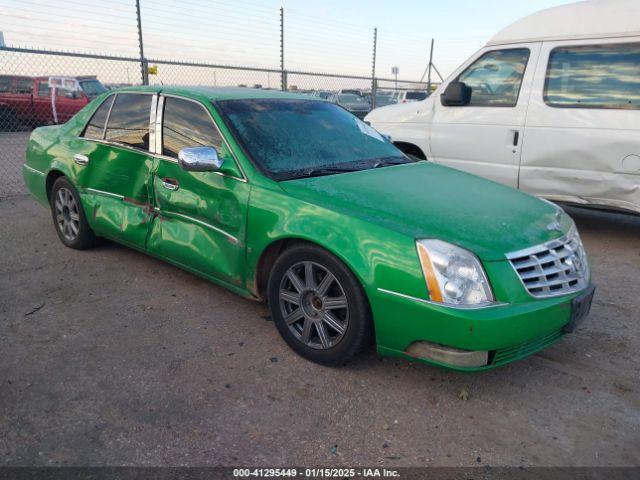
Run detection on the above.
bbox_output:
[161,177,179,191]
[512,130,520,146]
[73,154,89,165]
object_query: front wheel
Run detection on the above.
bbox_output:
[50,177,97,250]
[267,244,372,365]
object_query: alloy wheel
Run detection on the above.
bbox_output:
[278,261,349,350]
[54,187,80,242]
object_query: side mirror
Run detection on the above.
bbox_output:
[178,146,223,172]
[441,81,471,106]
[64,90,78,99]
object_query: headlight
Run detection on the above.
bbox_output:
[416,239,495,306]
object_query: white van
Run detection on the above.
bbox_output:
[365,0,640,214]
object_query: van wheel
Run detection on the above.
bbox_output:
[267,244,372,365]
[50,177,97,250]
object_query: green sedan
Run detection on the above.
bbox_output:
[22,86,595,370]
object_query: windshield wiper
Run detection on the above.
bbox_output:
[370,156,412,168]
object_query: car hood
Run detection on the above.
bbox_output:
[280,162,571,261]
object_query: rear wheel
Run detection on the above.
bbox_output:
[267,244,372,365]
[50,177,97,250]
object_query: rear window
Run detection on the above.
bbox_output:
[83,95,114,140]
[544,43,640,110]
[406,91,427,100]
[104,93,151,150]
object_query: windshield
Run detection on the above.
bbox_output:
[406,91,427,100]
[216,99,409,180]
[79,79,108,98]
[338,94,362,103]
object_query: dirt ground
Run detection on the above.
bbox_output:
[1,195,638,467]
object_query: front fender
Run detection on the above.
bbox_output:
[245,185,427,303]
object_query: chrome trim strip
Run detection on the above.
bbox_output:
[23,164,45,176]
[157,208,239,244]
[149,94,158,154]
[505,224,576,260]
[102,93,116,140]
[85,188,124,200]
[377,288,507,310]
[154,95,164,155]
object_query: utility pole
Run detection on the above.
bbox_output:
[427,38,434,93]
[135,0,148,85]
[370,27,377,109]
[280,7,286,91]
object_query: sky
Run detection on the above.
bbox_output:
[2,0,576,85]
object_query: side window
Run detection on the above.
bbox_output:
[456,48,530,107]
[545,43,640,110]
[162,96,222,158]
[16,78,33,94]
[105,93,152,150]
[38,82,51,97]
[82,95,115,140]
[0,77,12,93]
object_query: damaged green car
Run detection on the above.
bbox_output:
[23,86,595,370]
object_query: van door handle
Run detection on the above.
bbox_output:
[512,130,520,146]
[73,154,89,165]
[161,178,179,191]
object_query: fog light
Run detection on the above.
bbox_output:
[406,341,489,368]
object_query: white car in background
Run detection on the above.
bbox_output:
[366,0,640,214]
[393,90,429,103]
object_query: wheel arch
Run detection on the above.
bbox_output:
[253,236,370,303]
[45,169,66,201]
[393,141,427,160]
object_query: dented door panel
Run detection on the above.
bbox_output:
[147,158,249,286]
[74,140,155,247]
[520,38,640,212]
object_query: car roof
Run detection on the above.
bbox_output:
[488,0,640,46]
[114,85,314,102]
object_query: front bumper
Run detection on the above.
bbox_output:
[370,286,592,371]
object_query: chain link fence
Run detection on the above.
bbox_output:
[0,46,433,197]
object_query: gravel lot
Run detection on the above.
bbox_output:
[1,195,639,467]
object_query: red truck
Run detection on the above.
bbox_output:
[0,75,108,130]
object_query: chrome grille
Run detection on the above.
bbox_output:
[506,227,589,298]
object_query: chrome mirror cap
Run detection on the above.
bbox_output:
[178,146,223,172]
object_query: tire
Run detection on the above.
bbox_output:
[267,244,372,365]
[50,177,97,250]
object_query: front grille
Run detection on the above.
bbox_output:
[492,329,563,366]
[506,227,589,298]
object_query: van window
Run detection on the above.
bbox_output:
[544,43,640,110]
[456,48,530,107]
[105,93,152,150]
[82,95,114,140]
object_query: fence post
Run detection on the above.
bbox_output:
[135,0,148,85]
[280,7,286,91]
[427,38,434,94]
[370,27,377,109]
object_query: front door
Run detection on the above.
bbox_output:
[147,95,250,286]
[73,92,156,248]
[429,44,540,188]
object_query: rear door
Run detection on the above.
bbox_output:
[73,92,156,248]
[520,38,640,212]
[429,44,540,188]
[147,94,250,286]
